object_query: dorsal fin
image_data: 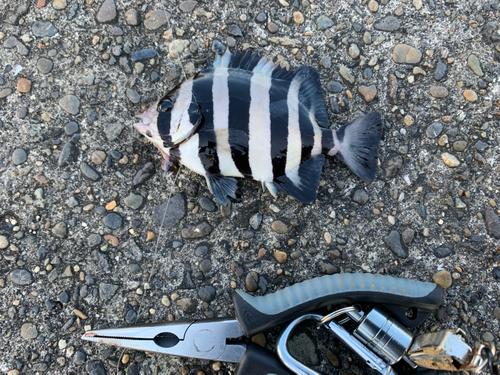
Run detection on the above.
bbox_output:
[212,49,330,128]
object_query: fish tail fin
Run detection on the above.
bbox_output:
[328,112,383,182]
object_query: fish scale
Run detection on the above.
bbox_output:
[134,49,383,206]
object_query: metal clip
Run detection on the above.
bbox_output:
[407,329,490,373]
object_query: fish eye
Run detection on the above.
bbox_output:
[158,100,173,112]
[145,130,153,137]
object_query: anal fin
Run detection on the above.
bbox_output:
[274,155,325,203]
[206,175,238,207]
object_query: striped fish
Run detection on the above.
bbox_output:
[135,49,383,206]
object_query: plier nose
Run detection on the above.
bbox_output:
[82,318,247,362]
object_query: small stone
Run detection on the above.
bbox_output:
[91,151,106,165]
[104,234,119,247]
[425,122,443,138]
[37,58,53,74]
[0,88,12,99]
[293,11,304,24]
[104,122,125,141]
[485,207,500,239]
[80,162,101,181]
[9,269,33,285]
[52,0,67,9]
[152,194,186,228]
[125,9,138,25]
[12,148,27,165]
[467,54,484,76]
[228,25,243,37]
[434,246,454,258]
[32,21,58,37]
[99,283,119,299]
[16,78,31,93]
[271,220,288,234]
[463,90,478,102]
[179,1,197,12]
[327,81,342,93]
[348,43,360,59]
[198,285,216,302]
[126,89,140,104]
[169,39,189,58]
[103,213,122,229]
[413,0,423,9]
[392,44,422,64]
[0,235,9,249]
[317,260,338,274]
[352,189,369,205]
[273,250,287,264]
[21,323,38,339]
[338,65,355,86]
[320,56,332,69]
[358,85,377,102]
[482,332,494,342]
[249,213,262,230]
[434,61,447,81]
[58,142,79,166]
[199,197,216,212]
[441,153,460,167]
[124,193,144,210]
[429,86,449,98]
[374,16,401,32]
[403,115,415,126]
[52,222,68,238]
[402,228,414,245]
[133,162,155,187]
[96,0,117,23]
[453,141,467,152]
[432,270,452,288]
[317,15,334,30]
[368,0,379,12]
[88,234,102,247]
[181,222,212,238]
[177,298,197,314]
[383,230,408,258]
[144,10,169,31]
[256,12,267,23]
[131,49,157,62]
[267,22,279,34]
[59,95,80,115]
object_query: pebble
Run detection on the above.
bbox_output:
[441,153,460,167]
[12,148,27,165]
[267,22,279,34]
[58,142,79,166]
[181,222,212,238]
[320,56,332,69]
[132,49,157,62]
[152,194,186,228]
[86,361,106,375]
[383,230,408,258]
[368,0,379,12]
[273,250,287,264]
[59,95,80,115]
[392,44,422,64]
[482,332,494,342]
[338,65,355,86]
[0,88,12,99]
[288,333,318,366]
[195,243,209,257]
[21,323,38,339]
[124,193,144,210]
[327,81,342,93]
[453,141,467,151]
[432,270,452,288]
[463,90,478,102]
[255,12,267,23]
[103,213,122,229]
[16,78,31,93]
[425,122,443,138]
[99,283,119,300]
[467,54,484,76]
[374,16,401,32]
[363,31,372,45]
[249,213,262,230]
[434,61,447,81]
[52,0,67,10]
[484,207,500,239]
[126,89,140,103]
[96,0,117,23]
[37,58,53,74]
[80,162,101,181]
[125,9,138,25]
[198,286,216,302]
[0,235,9,249]
[293,11,304,24]
[317,15,334,30]
[52,222,68,238]
[144,10,169,30]
[429,86,449,98]
[32,21,58,37]
[9,269,33,285]
[179,1,197,12]
[199,197,216,212]
[228,25,243,37]
[402,228,414,244]
[133,162,155,187]
[177,298,197,314]
[352,189,369,205]
[317,260,338,274]
[348,44,360,59]
[91,151,106,165]
[169,39,190,58]
[199,259,212,273]
[88,234,101,247]
[104,123,124,141]
[271,220,288,234]
[433,246,454,258]
[358,85,377,102]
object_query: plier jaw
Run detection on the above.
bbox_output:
[82,318,247,363]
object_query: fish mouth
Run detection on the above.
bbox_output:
[134,105,158,136]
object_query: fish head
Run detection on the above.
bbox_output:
[134,80,203,155]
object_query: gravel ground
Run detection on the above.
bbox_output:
[1,0,500,374]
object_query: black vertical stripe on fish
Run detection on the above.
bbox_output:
[269,79,291,180]
[321,128,334,154]
[192,72,221,175]
[227,68,253,178]
[298,104,315,163]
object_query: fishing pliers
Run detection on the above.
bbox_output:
[83,273,446,374]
